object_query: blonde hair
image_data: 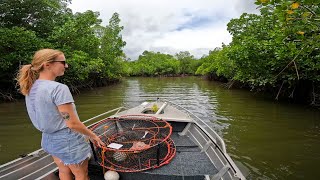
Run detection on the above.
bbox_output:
[16,49,64,95]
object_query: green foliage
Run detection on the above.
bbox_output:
[0,0,127,100]
[235,1,320,87]
[0,27,51,85]
[59,50,105,86]
[3,0,319,104]
[175,51,194,74]
[128,51,196,76]
[100,12,127,79]
[49,10,102,58]
[0,0,72,38]
[197,0,320,93]
[196,47,235,79]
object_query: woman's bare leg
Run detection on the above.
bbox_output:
[68,158,89,180]
[52,156,73,180]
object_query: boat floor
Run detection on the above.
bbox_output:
[89,126,218,180]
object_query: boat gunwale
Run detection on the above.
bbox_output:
[0,149,44,169]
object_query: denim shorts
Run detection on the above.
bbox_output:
[41,128,92,165]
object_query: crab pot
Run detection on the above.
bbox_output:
[90,116,176,172]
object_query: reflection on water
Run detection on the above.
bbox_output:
[0,77,319,179]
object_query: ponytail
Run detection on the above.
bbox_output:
[16,64,38,96]
[16,49,63,95]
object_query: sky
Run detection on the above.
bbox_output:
[69,0,260,60]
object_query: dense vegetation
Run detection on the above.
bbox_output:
[196,0,320,105]
[126,51,201,76]
[0,0,126,100]
[1,0,319,105]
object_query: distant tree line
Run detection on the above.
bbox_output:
[124,51,202,76]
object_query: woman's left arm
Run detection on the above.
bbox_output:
[57,103,105,147]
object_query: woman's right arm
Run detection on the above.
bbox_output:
[57,103,105,147]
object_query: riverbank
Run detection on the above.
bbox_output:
[205,73,320,108]
[0,78,122,103]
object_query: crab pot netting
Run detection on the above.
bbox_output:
[90,115,176,172]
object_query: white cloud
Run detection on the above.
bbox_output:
[69,0,259,60]
[154,24,230,49]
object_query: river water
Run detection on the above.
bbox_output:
[0,77,319,179]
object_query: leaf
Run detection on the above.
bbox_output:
[291,2,300,9]
[297,31,305,35]
[259,0,269,3]
[287,10,294,14]
[302,12,311,18]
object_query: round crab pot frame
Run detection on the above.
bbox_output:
[90,115,176,172]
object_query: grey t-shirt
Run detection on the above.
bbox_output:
[26,80,76,133]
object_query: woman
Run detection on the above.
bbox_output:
[17,49,105,180]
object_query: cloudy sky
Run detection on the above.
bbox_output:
[69,0,259,60]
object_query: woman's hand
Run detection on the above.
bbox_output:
[90,134,105,148]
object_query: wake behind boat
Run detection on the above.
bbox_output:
[0,100,245,180]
